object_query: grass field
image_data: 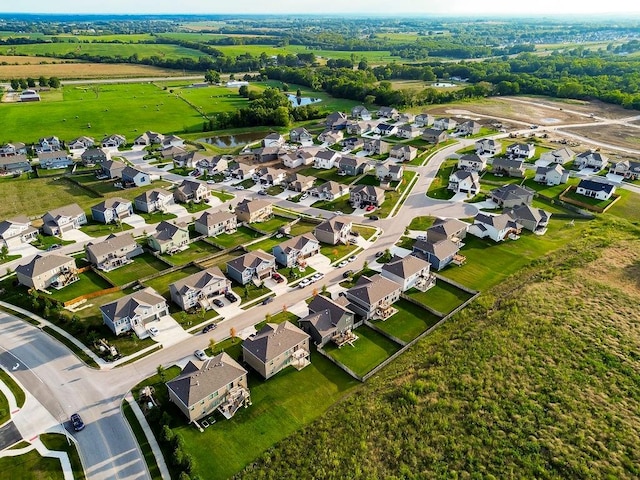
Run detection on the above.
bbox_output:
[405,281,474,315]
[40,433,86,480]
[0,448,64,480]
[212,226,263,248]
[103,252,170,286]
[371,299,441,343]
[0,389,8,425]
[142,265,203,299]
[161,240,220,265]
[245,236,281,253]
[426,158,457,200]
[0,62,186,80]
[0,369,25,408]
[250,215,291,233]
[45,270,114,304]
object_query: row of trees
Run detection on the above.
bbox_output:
[10,75,60,90]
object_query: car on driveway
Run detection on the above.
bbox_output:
[225,291,238,302]
[70,413,85,432]
[272,272,285,283]
[194,349,207,361]
[207,180,215,185]
[300,193,309,200]
[338,260,349,268]
[369,215,379,221]
[365,205,376,212]
[212,298,225,308]
[258,189,267,195]
[298,278,311,288]
[235,185,245,190]
[47,244,61,251]
[335,211,343,215]
[202,324,217,333]
[147,326,159,336]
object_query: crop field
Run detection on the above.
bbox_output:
[0,62,189,80]
[0,43,206,61]
[169,83,256,115]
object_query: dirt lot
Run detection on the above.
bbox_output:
[0,62,189,79]
[561,124,640,151]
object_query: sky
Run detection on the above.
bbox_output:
[2,0,640,16]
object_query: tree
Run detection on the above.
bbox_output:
[10,79,19,90]
[26,77,36,88]
[38,76,48,87]
[0,245,8,261]
[204,69,220,84]
[48,77,60,88]
[321,284,328,296]
[230,327,237,342]
[208,338,216,353]
[238,85,249,97]
[265,313,272,323]
[358,58,369,71]
[156,365,165,381]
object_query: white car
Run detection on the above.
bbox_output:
[194,349,207,361]
[207,180,215,185]
[347,255,357,262]
[338,261,349,268]
[298,278,311,288]
[300,193,309,200]
[312,272,324,282]
[235,185,245,190]
[147,326,159,336]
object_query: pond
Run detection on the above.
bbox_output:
[197,131,268,148]
[286,94,322,107]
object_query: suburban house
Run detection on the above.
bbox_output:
[609,159,640,180]
[381,254,435,292]
[257,167,287,187]
[0,216,37,249]
[148,221,189,254]
[318,129,344,145]
[194,211,237,237]
[298,294,357,347]
[490,184,535,208]
[101,134,126,149]
[16,254,78,291]
[364,138,390,155]
[458,154,487,172]
[540,147,575,165]
[242,321,311,380]
[121,166,151,187]
[314,149,341,169]
[337,155,371,176]
[415,113,435,127]
[262,133,285,148]
[346,121,364,135]
[413,239,465,271]
[491,158,525,177]
[85,233,143,272]
[81,147,110,166]
[506,205,551,234]
[285,173,316,192]
[99,160,125,179]
[475,138,501,156]
[469,212,523,242]
[398,113,415,124]
[396,124,422,139]
[161,135,184,149]
[161,145,187,160]
[166,353,251,422]
[350,185,386,208]
[235,199,272,223]
[534,164,569,186]
[281,150,316,169]
[390,145,418,162]
[576,178,616,201]
[422,128,448,144]
[344,274,402,320]
[174,179,209,203]
[377,106,399,120]
[91,198,133,224]
[272,233,320,268]
[134,131,164,146]
[426,218,468,245]
[289,127,313,145]
[340,136,364,151]
[226,250,276,285]
[313,216,352,245]
[351,105,372,120]
[134,188,173,213]
[169,266,231,311]
[373,123,397,137]
[174,151,207,169]
[0,155,31,174]
[42,204,87,236]
[506,143,536,160]
[325,111,349,130]
[230,161,256,180]
[456,120,482,136]
[448,170,480,195]
[433,118,457,130]
[252,146,284,163]
[310,181,349,201]
[100,287,168,336]
[376,162,404,182]
[68,136,94,151]
[37,151,73,170]
[36,136,62,153]
[0,142,27,157]
[574,151,609,171]
[196,155,229,176]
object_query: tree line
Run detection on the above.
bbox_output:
[9,76,60,90]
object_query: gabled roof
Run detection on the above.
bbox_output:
[490,184,534,202]
[227,250,275,272]
[0,216,32,237]
[92,197,131,213]
[507,205,551,224]
[351,184,385,199]
[546,147,575,162]
[177,179,206,195]
[474,212,521,231]
[315,181,347,196]
[576,151,609,163]
[347,274,401,305]
[314,215,351,234]
[492,158,524,169]
[413,239,460,259]
[451,170,479,183]
[152,221,188,243]
[166,353,247,408]
[100,287,165,322]
[196,211,235,227]
[16,254,74,278]
[170,267,227,296]
[429,218,468,237]
[382,254,430,280]
[38,151,70,160]
[276,233,318,255]
[460,153,485,164]
[535,163,565,176]
[101,160,125,172]
[44,203,84,221]
[135,188,172,204]
[86,233,137,259]
[122,166,146,179]
[577,178,615,193]
[308,294,353,323]
[235,198,271,215]
[242,321,309,363]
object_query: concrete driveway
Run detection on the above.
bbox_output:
[148,315,191,347]
[8,243,40,258]
[165,203,188,217]
[60,229,93,242]
[122,214,147,228]
[305,254,332,274]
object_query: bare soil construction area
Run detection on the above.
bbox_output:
[561,124,640,151]
[0,62,189,79]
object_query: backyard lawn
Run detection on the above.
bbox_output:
[324,325,400,376]
[371,299,442,343]
[311,196,355,214]
[246,236,282,253]
[319,243,358,263]
[288,220,319,236]
[212,226,262,248]
[103,252,170,286]
[79,220,133,237]
[426,159,457,200]
[136,210,177,223]
[45,270,114,304]
[250,215,291,233]
[142,265,203,299]
[298,167,356,185]
[405,281,474,315]
[162,240,220,265]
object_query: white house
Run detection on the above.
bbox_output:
[448,170,480,195]
[576,178,616,201]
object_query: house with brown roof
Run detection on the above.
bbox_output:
[281,148,318,169]
[169,267,231,311]
[195,211,237,237]
[167,354,250,422]
[134,188,174,213]
[174,151,208,169]
[491,158,525,177]
[313,216,352,245]
[272,233,320,268]
[229,161,256,180]
[98,160,125,179]
[226,250,276,285]
[42,204,87,236]
[0,216,37,249]
[242,321,311,379]
[196,155,230,176]
[350,185,386,208]
[426,218,468,245]
[85,233,143,272]
[252,146,285,163]
[257,167,287,187]
[422,128,448,144]
[310,181,349,201]
[318,129,344,145]
[490,184,534,208]
[174,179,209,204]
[235,199,272,224]
[506,205,551,234]
[469,213,523,242]
[16,254,78,291]
[91,198,133,224]
[389,144,418,162]
[285,173,316,192]
[344,274,402,320]
[298,294,357,347]
[381,254,435,292]
[147,221,189,254]
[100,287,168,336]
[363,138,390,155]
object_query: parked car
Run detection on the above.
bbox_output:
[235,185,245,190]
[225,292,238,302]
[194,349,207,361]
[147,326,159,337]
[369,215,379,221]
[272,273,285,283]
[334,211,343,215]
[375,251,384,258]
[300,193,309,200]
[343,269,354,278]
[312,272,324,282]
[206,180,215,185]
[212,298,225,308]
[416,235,427,241]
[298,278,311,288]
[70,413,85,432]
[258,189,267,195]
[348,255,357,262]
[338,260,349,268]
[365,205,376,212]
[262,296,274,305]
[47,244,61,251]
[202,323,217,334]
[348,238,358,245]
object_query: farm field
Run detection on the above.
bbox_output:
[0,62,189,80]
[0,43,206,61]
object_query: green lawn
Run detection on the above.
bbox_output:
[40,433,86,480]
[246,236,281,253]
[288,220,319,236]
[395,235,415,250]
[324,326,401,376]
[312,196,355,214]
[298,167,356,185]
[406,282,474,315]
[103,252,170,286]
[355,174,380,186]
[213,226,263,248]
[371,299,441,343]
[80,220,133,237]
[562,189,616,210]
[122,402,162,480]
[250,215,291,233]
[265,185,285,196]
[320,243,358,263]
[232,282,272,305]
[136,210,177,223]
[0,448,65,480]
[45,270,114,304]
[182,202,211,215]
[0,389,8,425]
[407,216,436,231]
[209,190,234,202]
[427,159,457,200]
[0,254,21,265]
[351,224,377,240]
[162,240,220,265]
[369,170,417,218]
[142,265,203,299]
[32,235,75,251]
[198,250,243,272]
[0,365,26,408]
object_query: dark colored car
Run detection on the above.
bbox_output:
[343,270,354,278]
[262,296,274,305]
[369,215,379,221]
[202,323,217,334]
[272,273,285,283]
[212,298,225,308]
[225,292,238,302]
[70,413,85,432]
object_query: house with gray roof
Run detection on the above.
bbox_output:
[313,216,352,245]
[313,149,340,169]
[376,162,404,183]
[91,198,133,224]
[134,131,164,146]
[289,127,313,145]
[469,213,523,242]
[609,159,640,180]
[506,205,551,234]
[285,173,316,192]
[0,155,30,174]
[422,128,448,144]
[344,274,402,320]
[490,184,534,208]
[448,170,480,195]
[169,266,231,311]
[351,105,372,120]
[337,155,371,176]
[101,134,126,149]
[506,143,535,160]
[426,218,468,245]
[42,204,87,236]
[574,151,609,171]
[235,198,272,224]
[475,138,501,156]
[121,166,151,187]
[372,123,397,137]
[377,106,399,120]
[0,142,27,157]
[433,118,457,131]
[272,233,320,268]
[100,287,168,336]
[81,147,111,166]
[310,181,349,201]
[397,124,422,139]
[415,113,435,127]
[134,188,173,213]
[195,211,237,237]
[539,147,575,165]
[174,179,209,204]
[325,111,348,130]
[148,221,189,254]
[167,354,250,422]
[36,136,61,153]
[242,321,311,379]
[456,120,482,136]
[458,154,487,172]
[381,254,434,292]
[412,239,465,271]
[389,144,418,162]
[85,233,142,272]
[37,151,73,170]
[15,254,78,291]
[350,185,386,208]
[491,157,525,177]
[298,294,356,347]
[534,164,569,186]
[99,159,125,179]
[0,216,37,249]
[196,155,231,176]
[226,250,275,285]
[346,121,365,136]
[68,136,95,151]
